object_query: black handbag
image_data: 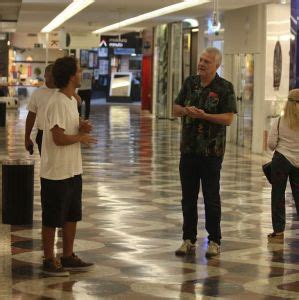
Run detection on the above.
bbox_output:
[262,161,272,184]
[262,117,280,184]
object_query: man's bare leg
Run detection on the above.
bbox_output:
[62,221,77,257]
[42,226,56,259]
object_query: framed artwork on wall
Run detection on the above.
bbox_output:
[80,49,89,68]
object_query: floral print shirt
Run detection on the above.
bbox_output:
[175,74,237,156]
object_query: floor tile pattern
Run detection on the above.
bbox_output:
[0,100,298,299]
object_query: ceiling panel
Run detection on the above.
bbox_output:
[0,0,22,32]
[0,0,287,35]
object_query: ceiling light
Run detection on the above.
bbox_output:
[210,0,221,33]
[0,21,17,33]
[41,0,95,33]
[211,11,221,31]
[183,18,199,27]
[93,0,210,34]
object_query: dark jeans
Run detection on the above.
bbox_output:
[179,154,223,245]
[35,129,43,156]
[271,151,299,233]
[78,89,91,119]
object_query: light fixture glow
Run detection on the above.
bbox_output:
[41,0,94,33]
[183,18,199,27]
[92,0,210,34]
[209,0,221,33]
[211,11,221,31]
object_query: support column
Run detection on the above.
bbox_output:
[290,0,299,88]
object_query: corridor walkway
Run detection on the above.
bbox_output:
[0,100,298,299]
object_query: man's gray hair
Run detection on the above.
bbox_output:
[204,47,222,65]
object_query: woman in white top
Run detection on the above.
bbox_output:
[267,89,299,242]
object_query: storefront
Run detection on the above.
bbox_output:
[92,33,142,103]
[0,32,68,98]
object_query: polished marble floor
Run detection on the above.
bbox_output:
[0,99,299,299]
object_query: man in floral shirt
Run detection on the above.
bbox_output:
[173,47,237,258]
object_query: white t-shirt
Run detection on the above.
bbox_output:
[78,69,93,91]
[40,92,82,180]
[268,117,299,167]
[27,86,56,130]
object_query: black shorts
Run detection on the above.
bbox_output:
[41,175,82,228]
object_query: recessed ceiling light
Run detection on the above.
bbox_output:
[93,0,209,34]
[41,0,94,33]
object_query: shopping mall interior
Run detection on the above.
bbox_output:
[0,0,299,299]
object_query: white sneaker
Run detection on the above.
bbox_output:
[206,241,220,258]
[175,240,196,256]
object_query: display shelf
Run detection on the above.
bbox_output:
[13,61,55,64]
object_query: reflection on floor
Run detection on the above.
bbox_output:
[0,100,299,299]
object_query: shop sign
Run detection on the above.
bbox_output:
[99,40,107,47]
[100,36,138,49]
[46,33,60,49]
[108,37,127,48]
[114,48,135,55]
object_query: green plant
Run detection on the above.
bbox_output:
[34,67,41,76]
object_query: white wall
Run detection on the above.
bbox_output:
[223,5,265,55]
[11,32,100,50]
[223,3,290,153]
[262,4,291,153]
[265,4,290,102]
[11,33,39,49]
[223,5,267,153]
[15,48,66,62]
[69,33,100,49]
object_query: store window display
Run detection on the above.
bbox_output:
[77,68,93,120]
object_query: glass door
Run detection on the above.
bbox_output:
[231,53,254,148]
[153,24,169,119]
[153,23,182,119]
[167,22,182,119]
[182,31,191,81]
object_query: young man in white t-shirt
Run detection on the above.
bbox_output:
[40,56,97,276]
[25,64,55,155]
[25,64,82,156]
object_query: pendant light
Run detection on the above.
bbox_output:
[211,0,221,32]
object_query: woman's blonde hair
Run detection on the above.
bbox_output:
[283,89,299,129]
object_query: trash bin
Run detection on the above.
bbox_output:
[2,159,34,225]
[0,101,6,127]
[18,87,27,98]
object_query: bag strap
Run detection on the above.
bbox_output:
[277,117,280,135]
[276,117,281,148]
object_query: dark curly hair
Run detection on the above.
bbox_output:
[52,56,78,89]
[45,63,53,74]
